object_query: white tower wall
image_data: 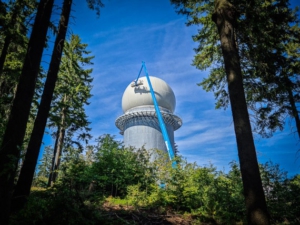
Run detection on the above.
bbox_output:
[115,76,182,158]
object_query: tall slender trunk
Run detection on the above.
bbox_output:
[11,0,72,213]
[285,77,300,139]
[0,0,54,223]
[48,93,68,186]
[47,128,60,187]
[51,110,66,184]
[212,0,270,224]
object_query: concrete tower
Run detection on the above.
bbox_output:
[115,76,182,155]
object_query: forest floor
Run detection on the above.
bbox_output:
[100,201,214,225]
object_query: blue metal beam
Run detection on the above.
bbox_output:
[134,62,176,167]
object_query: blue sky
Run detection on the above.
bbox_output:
[43,0,300,176]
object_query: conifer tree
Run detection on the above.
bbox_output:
[171,1,300,223]
[169,0,289,223]
[0,0,54,222]
[0,0,37,138]
[48,34,94,186]
[11,0,73,212]
[0,0,36,76]
[37,146,53,179]
[32,145,53,187]
[171,0,300,138]
[0,0,103,222]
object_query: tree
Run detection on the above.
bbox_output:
[171,0,270,223]
[87,135,153,198]
[48,34,94,186]
[0,0,37,139]
[212,2,270,222]
[0,0,36,76]
[37,146,53,179]
[0,0,54,223]
[179,0,300,138]
[233,0,300,138]
[0,0,103,222]
[86,0,105,16]
[31,145,53,188]
[8,139,300,224]
[11,0,73,213]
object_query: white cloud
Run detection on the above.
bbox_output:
[61,1,300,176]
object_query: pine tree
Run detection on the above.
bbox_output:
[48,34,94,186]
[37,146,53,179]
[212,1,269,223]
[173,0,300,138]
[0,0,37,139]
[32,145,53,187]
[0,0,54,222]
[170,0,279,223]
[0,0,103,222]
[11,0,73,212]
[0,0,36,75]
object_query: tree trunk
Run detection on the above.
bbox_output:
[51,113,66,184]
[0,0,54,223]
[285,77,300,139]
[11,0,72,213]
[48,93,68,186]
[212,0,270,224]
[47,128,60,187]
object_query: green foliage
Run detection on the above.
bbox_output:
[28,135,300,224]
[32,146,54,188]
[47,34,94,185]
[288,175,300,224]
[48,34,94,148]
[171,0,300,138]
[124,152,246,224]
[37,146,53,179]
[87,135,154,198]
[0,0,37,141]
[10,184,104,225]
[85,0,104,16]
[260,162,300,224]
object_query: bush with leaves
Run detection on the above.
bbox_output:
[260,162,300,224]
[86,134,155,198]
[125,151,246,224]
[12,144,106,225]
[10,182,105,225]
[24,135,300,224]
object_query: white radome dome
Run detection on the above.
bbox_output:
[122,76,176,113]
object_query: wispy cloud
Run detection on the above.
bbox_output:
[64,1,300,176]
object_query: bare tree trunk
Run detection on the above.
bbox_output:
[285,77,300,139]
[212,0,270,224]
[88,181,95,193]
[49,93,68,185]
[0,0,54,223]
[48,107,68,186]
[51,112,66,184]
[11,0,72,213]
[48,128,60,187]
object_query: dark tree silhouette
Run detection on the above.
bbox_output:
[211,1,270,223]
[0,0,54,223]
[11,0,73,213]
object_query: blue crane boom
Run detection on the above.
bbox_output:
[134,62,176,167]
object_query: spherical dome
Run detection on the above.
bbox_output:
[122,76,176,113]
